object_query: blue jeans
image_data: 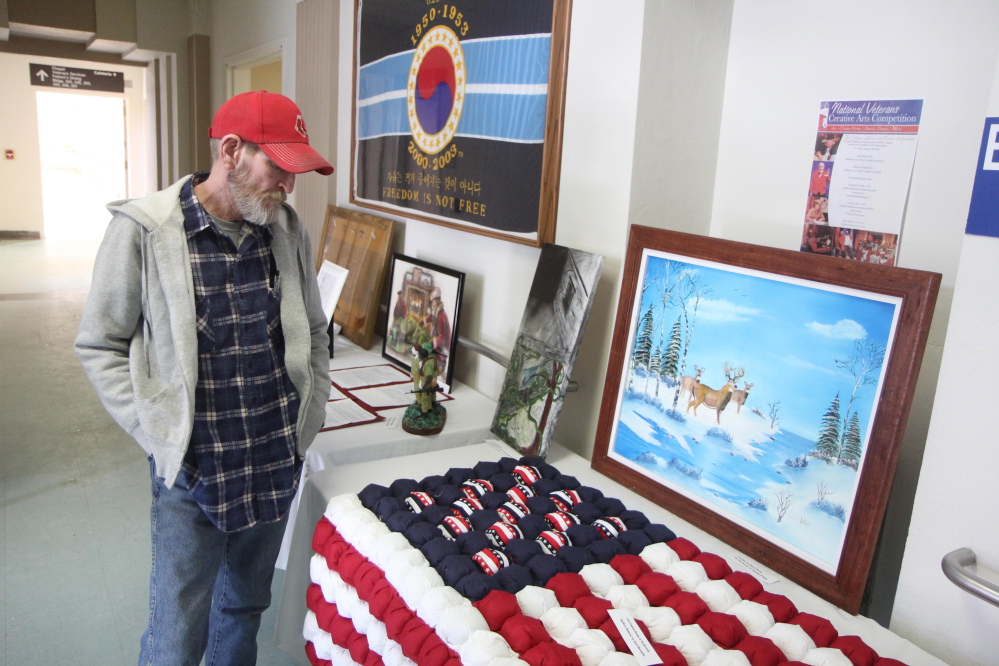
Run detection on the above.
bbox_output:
[139,459,289,666]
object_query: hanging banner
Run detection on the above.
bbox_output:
[349,0,571,247]
[966,117,999,238]
[801,99,923,266]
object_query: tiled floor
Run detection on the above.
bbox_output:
[0,238,297,665]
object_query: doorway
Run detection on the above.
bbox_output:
[36,91,127,243]
[226,41,283,98]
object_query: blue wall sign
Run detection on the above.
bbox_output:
[967,117,999,238]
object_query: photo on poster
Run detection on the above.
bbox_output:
[382,255,464,388]
[491,244,604,457]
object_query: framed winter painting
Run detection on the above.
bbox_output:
[591,225,940,613]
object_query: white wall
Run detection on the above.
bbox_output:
[0,52,147,234]
[709,0,999,625]
[890,59,999,666]
[209,0,298,108]
[629,0,733,237]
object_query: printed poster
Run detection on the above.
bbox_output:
[966,117,999,238]
[801,99,923,266]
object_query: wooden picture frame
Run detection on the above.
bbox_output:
[316,206,395,350]
[348,0,572,247]
[592,225,940,613]
[381,254,464,388]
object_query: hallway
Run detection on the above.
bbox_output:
[0,238,296,665]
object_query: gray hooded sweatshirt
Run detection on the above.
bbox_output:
[75,176,331,488]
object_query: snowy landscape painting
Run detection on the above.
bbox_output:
[604,248,901,573]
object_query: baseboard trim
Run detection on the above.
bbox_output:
[0,231,42,240]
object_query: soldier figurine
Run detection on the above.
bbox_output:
[402,343,447,435]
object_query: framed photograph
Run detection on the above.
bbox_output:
[382,254,464,388]
[316,206,395,350]
[592,225,940,613]
[349,0,572,247]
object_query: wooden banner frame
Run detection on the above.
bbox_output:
[348,0,572,247]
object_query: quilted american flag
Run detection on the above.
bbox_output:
[304,455,908,666]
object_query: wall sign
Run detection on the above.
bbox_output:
[966,117,999,238]
[801,99,923,266]
[30,64,124,93]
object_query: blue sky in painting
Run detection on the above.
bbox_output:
[634,252,899,440]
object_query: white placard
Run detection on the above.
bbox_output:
[317,260,349,325]
[607,609,662,666]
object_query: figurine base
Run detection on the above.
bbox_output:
[401,402,447,436]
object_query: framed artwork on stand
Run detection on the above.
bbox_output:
[381,254,464,389]
[591,225,940,613]
[350,0,572,247]
[490,244,604,457]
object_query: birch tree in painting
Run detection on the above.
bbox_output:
[835,340,884,464]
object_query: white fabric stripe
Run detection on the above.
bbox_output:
[459,33,551,46]
[308,555,410,663]
[358,84,547,107]
[304,610,359,665]
[465,83,547,95]
[358,90,407,107]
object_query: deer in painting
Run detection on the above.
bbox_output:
[687,363,745,424]
[679,366,704,401]
[731,382,754,414]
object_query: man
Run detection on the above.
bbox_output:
[809,161,831,197]
[424,286,451,377]
[75,91,333,665]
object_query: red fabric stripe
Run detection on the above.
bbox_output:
[313,520,460,664]
[667,537,701,560]
[734,635,787,666]
[305,639,333,666]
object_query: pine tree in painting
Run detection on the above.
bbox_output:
[634,306,654,372]
[816,392,842,461]
[662,317,681,380]
[649,345,662,396]
[840,411,863,467]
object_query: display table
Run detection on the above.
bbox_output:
[275,335,497,568]
[273,440,945,666]
[310,335,497,471]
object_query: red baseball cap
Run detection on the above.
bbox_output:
[208,91,333,175]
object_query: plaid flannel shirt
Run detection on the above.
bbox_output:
[178,173,302,532]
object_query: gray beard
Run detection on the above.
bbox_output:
[228,161,286,225]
